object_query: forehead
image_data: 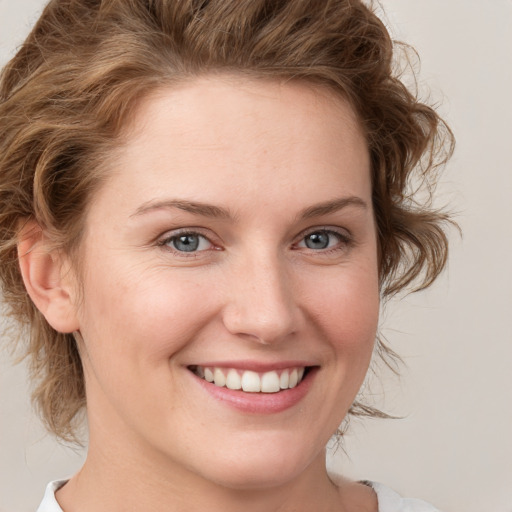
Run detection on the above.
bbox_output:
[123,75,366,156]
[91,76,371,220]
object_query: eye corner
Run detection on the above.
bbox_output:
[157,229,219,255]
[293,227,354,254]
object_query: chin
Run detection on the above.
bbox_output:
[192,433,322,491]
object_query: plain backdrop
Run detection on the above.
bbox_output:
[1,1,511,511]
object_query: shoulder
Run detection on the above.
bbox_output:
[36,480,67,512]
[364,481,443,512]
[37,478,442,512]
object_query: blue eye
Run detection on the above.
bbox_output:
[298,230,346,250]
[165,233,212,252]
[305,232,330,249]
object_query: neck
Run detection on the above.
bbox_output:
[56,438,347,512]
[55,394,378,512]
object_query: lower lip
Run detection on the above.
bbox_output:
[190,368,317,414]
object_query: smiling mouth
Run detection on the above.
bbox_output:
[188,365,310,393]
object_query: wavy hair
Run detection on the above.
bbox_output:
[0,0,454,441]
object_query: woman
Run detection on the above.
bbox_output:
[0,1,453,511]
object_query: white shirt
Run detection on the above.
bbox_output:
[36,479,442,512]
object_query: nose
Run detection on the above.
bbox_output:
[221,251,300,345]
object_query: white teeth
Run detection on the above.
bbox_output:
[225,369,242,390]
[289,369,298,388]
[213,368,226,387]
[261,371,280,393]
[241,371,261,392]
[195,366,307,393]
[279,370,289,389]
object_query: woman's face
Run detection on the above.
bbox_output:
[72,77,379,488]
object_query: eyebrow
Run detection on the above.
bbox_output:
[131,199,233,220]
[131,196,368,221]
[298,196,368,219]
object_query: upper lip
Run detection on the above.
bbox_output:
[187,360,318,372]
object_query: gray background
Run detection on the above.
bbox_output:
[1,1,511,511]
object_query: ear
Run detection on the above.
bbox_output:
[17,220,80,333]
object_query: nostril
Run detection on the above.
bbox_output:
[221,269,299,344]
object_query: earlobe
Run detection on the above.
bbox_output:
[17,220,80,333]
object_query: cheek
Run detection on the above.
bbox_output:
[77,259,215,367]
[302,267,379,408]
[302,264,380,347]
[75,269,216,423]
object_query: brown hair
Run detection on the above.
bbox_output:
[0,0,454,441]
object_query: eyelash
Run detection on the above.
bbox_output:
[157,229,216,257]
[157,227,353,257]
[293,228,353,255]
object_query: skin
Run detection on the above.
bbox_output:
[26,76,380,511]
